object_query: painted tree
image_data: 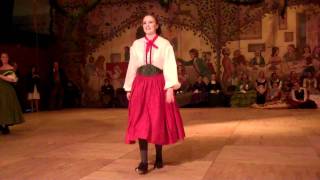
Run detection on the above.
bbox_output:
[63,0,276,78]
[161,0,320,78]
[49,0,102,50]
[48,0,103,102]
[51,0,320,84]
[155,0,277,78]
[51,0,320,61]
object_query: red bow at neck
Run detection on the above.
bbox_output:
[145,35,158,64]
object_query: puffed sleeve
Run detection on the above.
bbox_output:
[123,43,138,91]
[163,43,181,90]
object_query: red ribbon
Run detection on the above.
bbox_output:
[145,35,158,64]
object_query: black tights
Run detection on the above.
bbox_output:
[138,139,162,164]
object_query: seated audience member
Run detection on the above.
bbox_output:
[231,73,256,107]
[282,80,291,94]
[207,73,226,107]
[253,81,288,109]
[312,45,320,61]
[223,73,240,107]
[203,76,210,86]
[303,72,318,94]
[288,71,299,86]
[114,88,128,108]
[288,81,317,109]
[207,73,222,94]
[190,76,206,107]
[286,71,299,87]
[100,78,115,107]
[282,71,299,99]
[303,57,316,75]
[267,81,282,103]
[64,80,81,108]
[176,61,190,94]
[202,76,210,106]
[192,76,206,93]
[175,61,193,107]
[269,72,282,90]
[303,72,320,107]
[255,71,267,106]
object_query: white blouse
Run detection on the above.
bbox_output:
[123,36,181,91]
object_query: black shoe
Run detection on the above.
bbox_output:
[135,162,148,174]
[154,159,163,169]
[2,125,10,135]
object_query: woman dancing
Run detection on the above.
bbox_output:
[123,14,185,174]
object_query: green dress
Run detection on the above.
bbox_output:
[0,69,24,126]
[231,81,257,107]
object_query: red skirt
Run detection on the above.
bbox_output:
[125,73,185,145]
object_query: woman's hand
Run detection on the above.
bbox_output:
[166,88,174,103]
[126,92,131,101]
[0,74,16,82]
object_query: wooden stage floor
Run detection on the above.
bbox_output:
[1,108,320,180]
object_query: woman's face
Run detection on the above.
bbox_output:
[234,50,240,57]
[203,77,209,84]
[114,66,121,72]
[142,15,158,36]
[272,83,279,89]
[306,72,312,78]
[258,71,264,78]
[290,71,294,77]
[255,51,260,57]
[222,48,230,56]
[211,74,216,81]
[292,73,298,80]
[189,52,196,59]
[293,82,300,90]
[0,53,9,65]
[53,62,59,70]
[304,47,310,53]
[242,74,248,81]
[288,46,294,53]
[89,57,94,63]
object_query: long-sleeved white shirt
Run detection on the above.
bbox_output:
[123,36,181,91]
